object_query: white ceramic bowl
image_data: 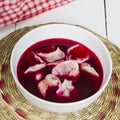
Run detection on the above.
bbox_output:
[10,23,112,113]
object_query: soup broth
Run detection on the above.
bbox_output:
[17,38,103,103]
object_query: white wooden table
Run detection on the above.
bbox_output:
[0,0,120,48]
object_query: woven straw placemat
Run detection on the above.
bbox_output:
[0,23,120,120]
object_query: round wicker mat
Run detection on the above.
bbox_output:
[0,23,120,120]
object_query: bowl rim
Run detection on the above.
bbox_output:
[10,23,112,106]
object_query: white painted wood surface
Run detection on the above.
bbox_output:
[0,0,120,48]
[106,0,120,48]
[16,0,106,38]
[0,24,15,41]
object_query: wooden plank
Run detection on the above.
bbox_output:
[106,0,120,48]
[16,0,106,38]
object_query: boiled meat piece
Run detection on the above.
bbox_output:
[67,44,90,61]
[68,58,89,65]
[26,51,44,65]
[67,44,80,55]
[38,81,48,98]
[52,60,80,79]
[80,63,99,77]
[34,71,43,82]
[44,74,61,87]
[73,57,89,64]
[38,74,61,97]
[47,60,64,66]
[24,63,46,74]
[56,79,74,97]
[32,52,44,63]
[37,47,65,63]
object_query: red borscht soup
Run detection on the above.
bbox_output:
[17,38,103,103]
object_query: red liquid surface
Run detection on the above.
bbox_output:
[17,38,103,103]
